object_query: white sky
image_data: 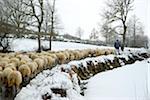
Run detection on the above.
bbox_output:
[57,0,150,39]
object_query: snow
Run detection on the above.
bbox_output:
[12,38,150,100]
[15,67,84,100]
[11,39,113,52]
[84,59,150,100]
[15,48,150,100]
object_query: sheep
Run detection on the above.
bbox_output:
[15,54,24,59]
[9,57,20,67]
[78,50,84,59]
[63,51,70,62]
[7,53,16,59]
[70,53,75,61]
[28,53,39,60]
[19,57,32,66]
[0,61,8,69]
[2,57,10,61]
[79,50,86,58]
[19,59,28,66]
[49,54,58,60]
[108,49,115,54]
[0,71,4,85]
[2,67,13,85]
[68,51,75,61]
[27,62,38,77]
[0,53,6,57]
[16,54,31,62]
[55,52,67,64]
[7,71,22,94]
[34,58,45,71]
[18,64,31,78]
[0,67,2,71]
[44,56,55,68]
[95,48,102,56]
[5,63,17,71]
[39,56,48,68]
[73,50,80,60]
[40,51,49,55]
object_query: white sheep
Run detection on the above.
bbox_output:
[27,62,38,76]
[0,61,8,69]
[34,58,45,71]
[44,56,55,68]
[7,70,22,94]
[5,63,17,71]
[56,52,67,64]
[2,67,13,85]
[18,64,31,78]
[7,70,22,88]
[0,71,4,85]
[9,57,20,67]
[0,67,2,71]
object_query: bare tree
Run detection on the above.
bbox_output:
[45,0,57,50]
[89,28,99,40]
[76,27,84,39]
[127,15,140,45]
[22,0,44,52]
[3,0,30,37]
[0,1,14,52]
[100,22,116,45]
[104,0,134,50]
[126,15,147,48]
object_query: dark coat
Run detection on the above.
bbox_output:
[114,40,120,49]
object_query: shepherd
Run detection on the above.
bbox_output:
[114,39,121,55]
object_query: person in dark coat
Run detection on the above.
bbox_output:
[114,39,121,55]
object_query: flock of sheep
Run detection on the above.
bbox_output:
[0,48,114,96]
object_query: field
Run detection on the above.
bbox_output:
[0,39,149,100]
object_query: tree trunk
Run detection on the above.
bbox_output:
[49,12,54,50]
[122,24,127,51]
[133,22,136,47]
[37,26,41,52]
[49,34,52,50]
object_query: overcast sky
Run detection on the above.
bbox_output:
[56,0,149,39]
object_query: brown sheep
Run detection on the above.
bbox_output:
[18,64,31,78]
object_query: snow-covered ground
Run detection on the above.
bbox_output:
[11,39,112,52]
[10,38,147,52]
[15,49,150,100]
[9,38,149,100]
[15,68,84,100]
[84,58,150,100]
